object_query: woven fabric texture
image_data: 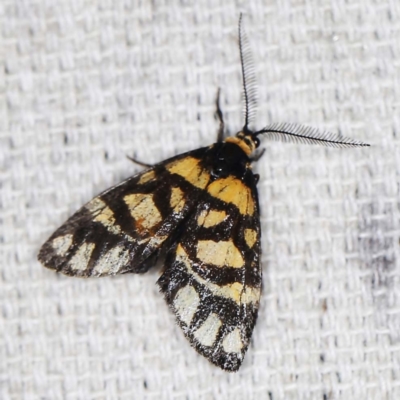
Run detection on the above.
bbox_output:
[1,1,399,399]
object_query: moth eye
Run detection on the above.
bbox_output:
[243,137,251,147]
[211,167,223,178]
[253,137,260,148]
[210,155,228,178]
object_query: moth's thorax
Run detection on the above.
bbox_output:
[225,132,257,156]
[206,140,252,182]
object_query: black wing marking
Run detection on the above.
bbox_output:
[158,173,261,371]
[38,147,212,277]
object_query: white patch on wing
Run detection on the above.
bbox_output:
[86,198,105,213]
[222,328,244,354]
[148,235,168,248]
[193,313,222,347]
[92,245,130,275]
[69,242,95,271]
[173,285,200,326]
[52,234,73,256]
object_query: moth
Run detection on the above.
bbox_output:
[38,15,369,371]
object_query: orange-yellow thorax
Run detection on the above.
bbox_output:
[225,132,257,156]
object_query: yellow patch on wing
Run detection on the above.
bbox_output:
[124,193,162,231]
[138,170,156,185]
[94,205,122,235]
[166,157,210,189]
[69,242,95,271]
[196,239,244,268]
[85,198,131,238]
[241,286,261,304]
[176,245,260,305]
[169,186,185,213]
[197,209,227,228]
[244,228,257,249]
[207,176,254,216]
[193,313,222,347]
[93,205,114,225]
[206,281,247,304]
[173,285,200,326]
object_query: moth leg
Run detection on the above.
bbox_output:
[250,148,265,162]
[215,88,225,142]
[126,155,154,168]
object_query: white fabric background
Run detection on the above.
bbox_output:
[1,1,399,399]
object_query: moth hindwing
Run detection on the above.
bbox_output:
[39,14,369,372]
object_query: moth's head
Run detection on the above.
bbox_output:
[225,131,260,156]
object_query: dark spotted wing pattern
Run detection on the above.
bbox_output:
[38,147,211,277]
[39,139,263,372]
[158,166,261,371]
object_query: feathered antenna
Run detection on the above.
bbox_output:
[255,122,370,148]
[239,13,258,133]
[236,14,368,148]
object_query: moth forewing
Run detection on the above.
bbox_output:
[38,148,211,277]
